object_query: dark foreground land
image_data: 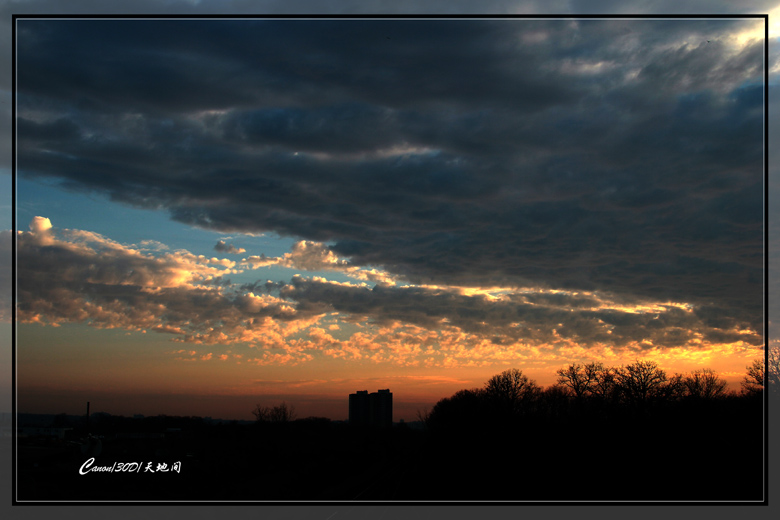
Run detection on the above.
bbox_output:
[14,395,764,502]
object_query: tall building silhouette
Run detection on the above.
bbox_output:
[370,389,393,428]
[349,390,370,426]
[349,389,392,428]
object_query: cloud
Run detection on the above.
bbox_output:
[28,216,52,233]
[214,240,246,254]
[13,218,762,368]
[138,239,169,251]
[15,219,316,346]
[243,240,398,284]
[280,276,762,351]
[13,18,764,351]
[245,240,348,271]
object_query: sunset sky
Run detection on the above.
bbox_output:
[9,16,769,422]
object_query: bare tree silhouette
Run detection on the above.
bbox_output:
[416,407,431,429]
[684,368,728,399]
[483,368,541,416]
[614,360,675,408]
[484,368,540,402]
[252,401,296,423]
[556,362,607,399]
[742,346,780,395]
[742,359,764,394]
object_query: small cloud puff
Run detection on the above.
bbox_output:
[215,240,246,254]
[243,240,345,271]
[29,216,52,233]
[139,240,169,251]
[243,240,398,285]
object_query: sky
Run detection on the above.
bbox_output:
[3,8,775,423]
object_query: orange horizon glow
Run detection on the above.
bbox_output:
[15,316,765,422]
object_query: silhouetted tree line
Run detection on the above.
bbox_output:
[412,355,770,500]
[423,354,775,435]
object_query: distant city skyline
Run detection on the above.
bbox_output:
[11,16,767,423]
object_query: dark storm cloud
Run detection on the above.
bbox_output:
[16,19,578,115]
[15,18,764,334]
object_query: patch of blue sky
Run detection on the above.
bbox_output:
[235,264,375,290]
[16,177,384,302]
[212,232,297,260]
[15,175,298,259]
